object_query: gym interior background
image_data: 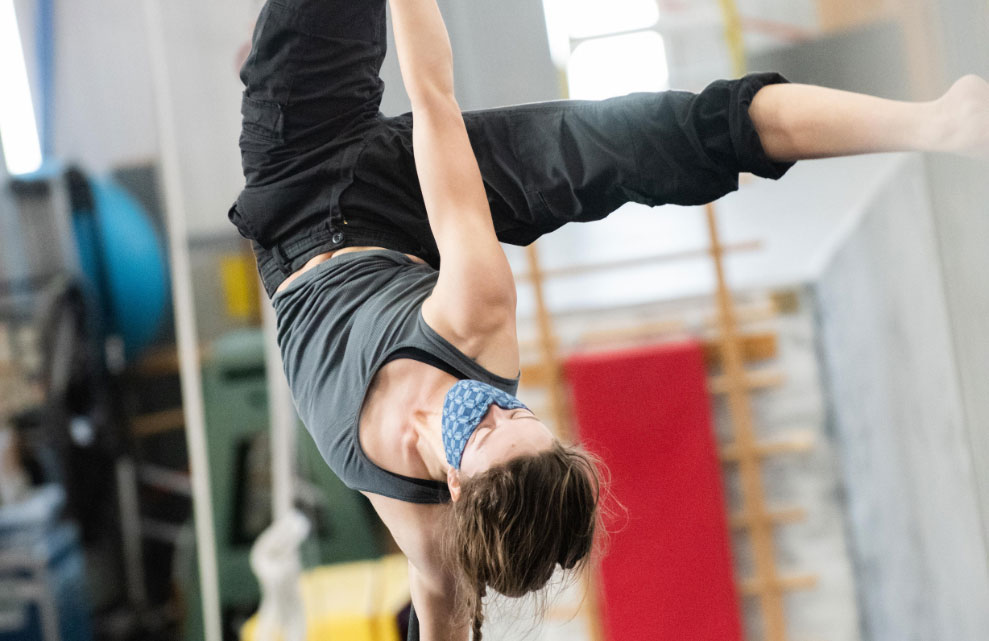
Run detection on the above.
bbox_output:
[1,0,988,640]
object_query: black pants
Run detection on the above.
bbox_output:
[231,0,795,298]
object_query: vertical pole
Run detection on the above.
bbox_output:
[141,3,222,641]
[116,458,149,607]
[524,244,571,441]
[705,204,784,641]
[261,287,297,522]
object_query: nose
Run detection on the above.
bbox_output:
[477,404,509,430]
[488,404,516,420]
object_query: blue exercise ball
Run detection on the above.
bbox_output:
[73,178,170,361]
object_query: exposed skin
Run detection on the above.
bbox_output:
[749,73,989,161]
[357,359,556,498]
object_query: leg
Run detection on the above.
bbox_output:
[466,72,795,245]
[342,73,795,262]
[238,0,387,167]
[750,75,989,161]
[233,0,392,295]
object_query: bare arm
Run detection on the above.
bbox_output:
[364,494,469,640]
[388,0,518,365]
[409,560,470,641]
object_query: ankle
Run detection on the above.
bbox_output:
[923,98,953,153]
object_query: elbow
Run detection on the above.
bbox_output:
[476,283,518,328]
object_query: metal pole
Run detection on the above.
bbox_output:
[140,3,222,640]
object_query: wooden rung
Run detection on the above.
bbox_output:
[577,319,686,347]
[522,331,777,381]
[707,369,784,394]
[131,408,186,437]
[514,240,762,281]
[520,361,562,388]
[740,573,818,595]
[703,300,778,329]
[720,431,816,462]
[730,507,806,530]
[703,332,777,367]
[131,345,209,377]
[525,364,785,392]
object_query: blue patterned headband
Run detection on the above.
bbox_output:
[442,379,527,469]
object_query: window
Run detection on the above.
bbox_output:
[542,0,669,100]
[568,31,669,100]
[0,0,43,175]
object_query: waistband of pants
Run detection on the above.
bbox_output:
[255,225,430,298]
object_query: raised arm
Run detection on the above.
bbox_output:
[389,0,519,365]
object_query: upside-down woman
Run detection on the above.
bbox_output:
[229,0,989,638]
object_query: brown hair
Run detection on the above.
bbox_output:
[442,440,605,640]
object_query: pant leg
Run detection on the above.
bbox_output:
[470,71,796,245]
[231,0,388,251]
[407,603,420,641]
[239,0,386,173]
[340,72,796,262]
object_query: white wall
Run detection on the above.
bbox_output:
[922,0,989,578]
[52,0,157,172]
[47,0,558,238]
[814,155,989,641]
[51,0,256,238]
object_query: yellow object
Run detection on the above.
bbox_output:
[241,555,411,641]
[716,0,746,77]
[220,253,260,321]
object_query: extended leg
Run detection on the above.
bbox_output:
[750,75,989,161]
[345,73,797,262]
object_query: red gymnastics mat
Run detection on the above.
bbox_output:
[564,340,742,641]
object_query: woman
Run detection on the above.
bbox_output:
[230,0,988,638]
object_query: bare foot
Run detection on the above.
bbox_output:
[934,74,989,159]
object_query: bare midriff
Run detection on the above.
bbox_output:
[274,246,427,295]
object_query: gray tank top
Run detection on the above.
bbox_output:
[272,249,520,503]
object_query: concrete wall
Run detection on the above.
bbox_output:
[812,155,989,640]
[922,0,989,576]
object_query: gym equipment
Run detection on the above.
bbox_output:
[69,171,169,362]
[1,163,174,638]
[0,486,92,641]
[566,339,742,641]
[240,554,411,641]
[177,329,383,641]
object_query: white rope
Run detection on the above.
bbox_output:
[140,3,222,640]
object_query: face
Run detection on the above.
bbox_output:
[447,405,556,500]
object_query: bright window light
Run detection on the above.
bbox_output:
[567,31,669,101]
[0,0,43,175]
[565,0,659,40]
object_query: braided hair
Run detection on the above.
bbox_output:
[443,441,604,638]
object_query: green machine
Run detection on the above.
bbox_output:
[178,329,383,641]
